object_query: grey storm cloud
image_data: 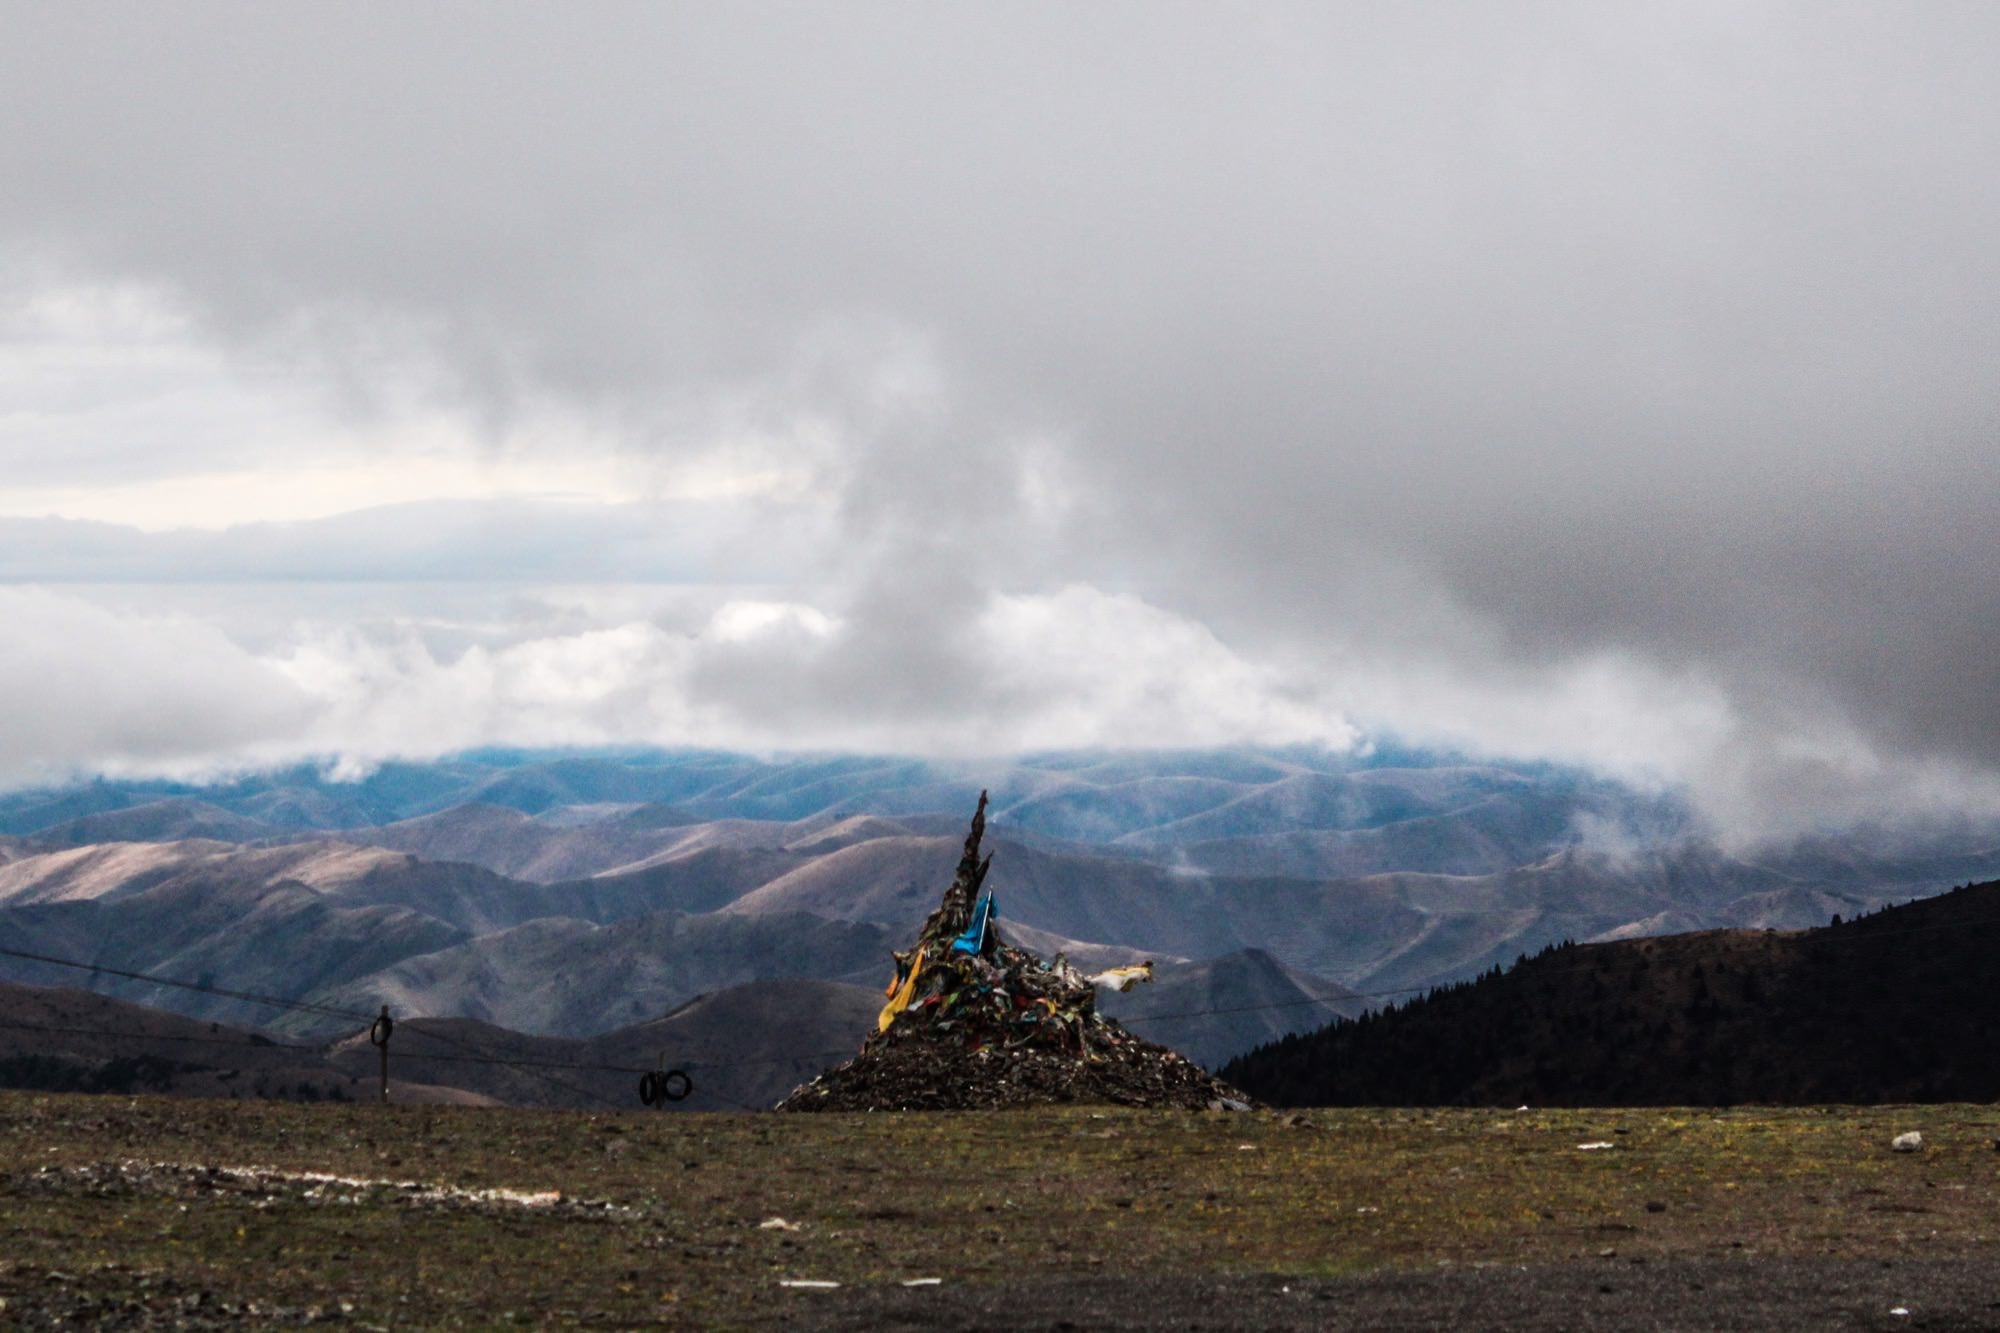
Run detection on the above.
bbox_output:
[3,3,2000,825]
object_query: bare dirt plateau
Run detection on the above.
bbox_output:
[3,1093,1998,1328]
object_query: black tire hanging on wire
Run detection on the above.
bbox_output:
[638,1071,661,1106]
[661,1069,692,1102]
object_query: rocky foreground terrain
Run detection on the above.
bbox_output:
[4,1091,1998,1328]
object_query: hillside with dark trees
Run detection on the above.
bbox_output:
[1223,878,2000,1107]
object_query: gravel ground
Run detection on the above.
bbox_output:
[789,1259,2000,1332]
[9,1094,2000,1328]
[4,1250,1995,1329]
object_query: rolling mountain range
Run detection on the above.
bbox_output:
[2,746,1997,1105]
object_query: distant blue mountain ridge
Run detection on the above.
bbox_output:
[0,743,1670,847]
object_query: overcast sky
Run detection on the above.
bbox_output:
[2,3,1998,840]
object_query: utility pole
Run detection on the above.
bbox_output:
[369,1006,394,1104]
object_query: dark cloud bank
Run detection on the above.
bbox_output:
[3,4,1999,837]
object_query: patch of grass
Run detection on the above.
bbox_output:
[2,1094,1997,1325]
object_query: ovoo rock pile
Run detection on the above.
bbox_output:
[777,793,1256,1113]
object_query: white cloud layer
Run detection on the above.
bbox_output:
[0,583,1359,778]
[4,581,1994,846]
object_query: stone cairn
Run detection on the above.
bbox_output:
[777,792,1256,1112]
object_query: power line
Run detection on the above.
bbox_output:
[0,946,630,1106]
[0,945,373,1025]
[0,1007,798,1112]
[0,946,637,1106]
[0,1011,637,1108]
[683,1048,858,1072]
[391,1023,629,1111]
[376,1041,646,1077]
[0,1017,322,1055]
[0,933,1348,1041]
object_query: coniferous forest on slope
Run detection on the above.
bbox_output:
[1224,878,2000,1108]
